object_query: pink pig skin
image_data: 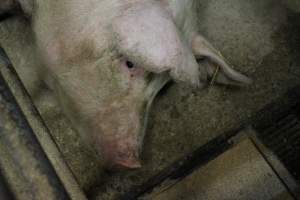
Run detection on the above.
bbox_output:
[0,0,251,169]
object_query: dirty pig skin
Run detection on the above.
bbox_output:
[0,0,251,169]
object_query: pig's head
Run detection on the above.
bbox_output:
[2,0,251,169]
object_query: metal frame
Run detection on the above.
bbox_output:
[0,47,87,200]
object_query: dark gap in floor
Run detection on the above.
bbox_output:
[253,85,300,182]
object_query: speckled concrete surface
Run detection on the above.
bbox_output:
[146,138,293,200]
[0,0,300,199]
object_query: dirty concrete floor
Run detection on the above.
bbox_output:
[146,137,294,200]
[0,0,300,199]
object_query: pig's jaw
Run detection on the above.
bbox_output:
[138,72,171,152]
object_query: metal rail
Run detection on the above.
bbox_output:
[0,48,87,200]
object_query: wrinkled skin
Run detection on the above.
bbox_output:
[0,0,251,169]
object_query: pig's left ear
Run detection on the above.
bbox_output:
[0,0,32,21]
[192,35,252,86]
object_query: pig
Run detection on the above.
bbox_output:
[0,0,251,169]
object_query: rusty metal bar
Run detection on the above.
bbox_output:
[0,47,87,200]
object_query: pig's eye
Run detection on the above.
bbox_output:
[126,61,135,69]
[196,56,206,63]
[121,59,144,77]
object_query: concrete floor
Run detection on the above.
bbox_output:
[145,138,294,200]
[0,0,300,199]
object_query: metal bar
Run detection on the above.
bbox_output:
[0,47,86,200]
[120,131,238,200]
[0,63,70,200]
[250,132,300,200]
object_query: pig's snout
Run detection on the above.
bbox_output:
[92,100,143,170]
[100,136,142,170]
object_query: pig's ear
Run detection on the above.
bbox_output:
[192,35,252,86]
[0,0,32,21]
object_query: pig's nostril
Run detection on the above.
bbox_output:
[126,61,134,69]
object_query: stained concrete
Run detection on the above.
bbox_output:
[145,138,294,200]
[0,0,300,199]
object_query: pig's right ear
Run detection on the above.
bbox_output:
[192,35,252,86]
[0,0,32,21]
